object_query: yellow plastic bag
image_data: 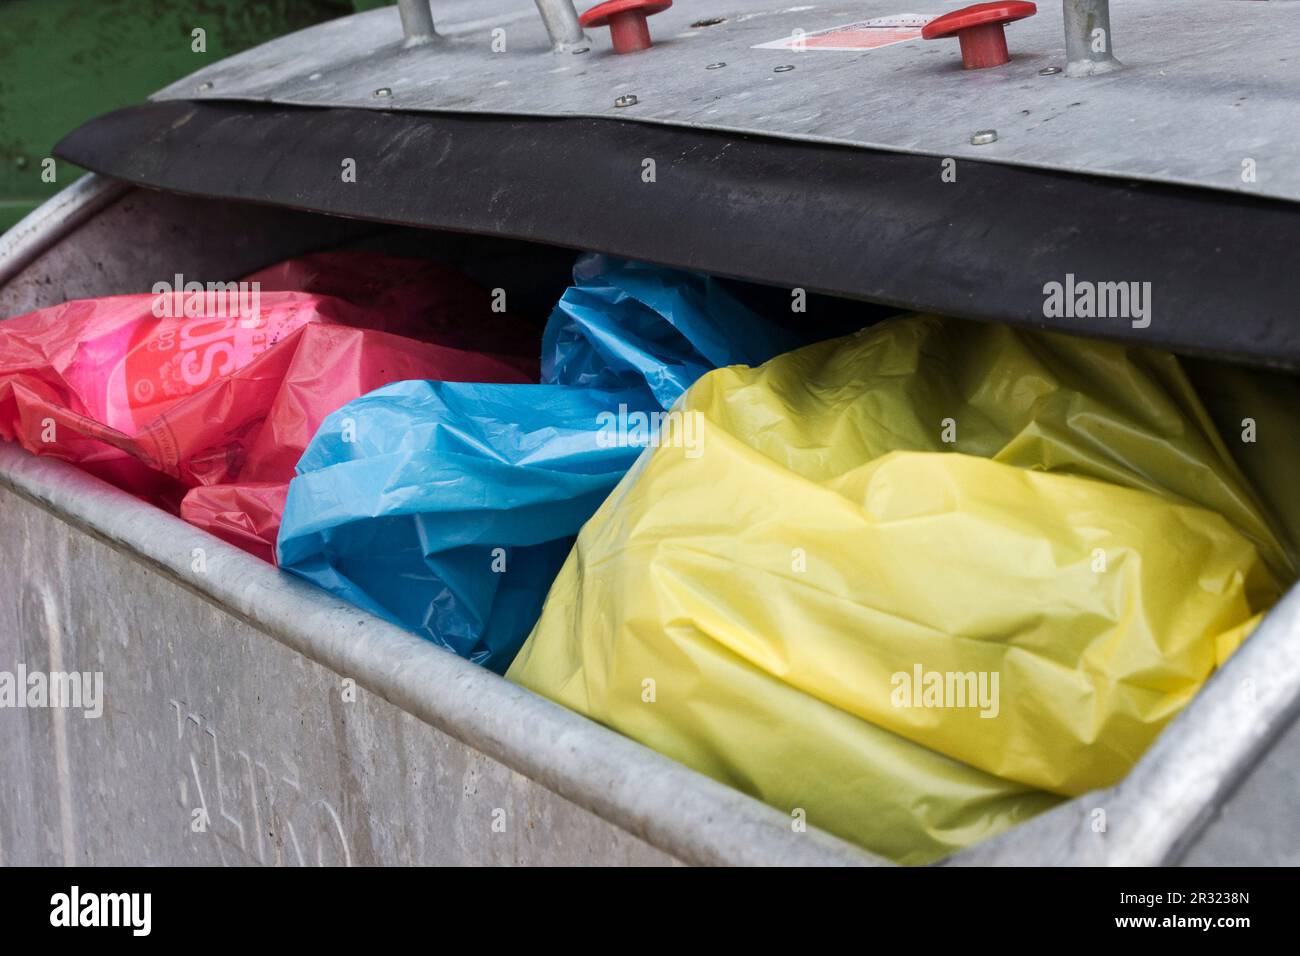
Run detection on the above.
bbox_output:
[508,315,1292,864]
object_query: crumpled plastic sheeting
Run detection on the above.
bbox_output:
[0,252,537,562]
[541,255,801,401]
[277,255,805,672]
[508,314,1295,864]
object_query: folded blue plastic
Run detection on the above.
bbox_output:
[277,255,804,671]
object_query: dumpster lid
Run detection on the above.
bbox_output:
[147,0,1300,207]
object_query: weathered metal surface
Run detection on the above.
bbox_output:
[533,0,589,51]
[0,181,577,324]
[0,174,127,294]
[1179,707,1300,866]
[1063,0,1123,76]
[398,0,439,45]
[0,179,376,320]
[152,0,1300,204]
[0,478,675,865]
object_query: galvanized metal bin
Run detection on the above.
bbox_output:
[3,175,1297,867]
[4,0,1300,866]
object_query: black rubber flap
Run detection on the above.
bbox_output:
[55,100,1300,368]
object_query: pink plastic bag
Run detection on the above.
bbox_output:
[0,252,538,562]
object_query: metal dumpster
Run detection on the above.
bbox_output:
[3,0,1299,866]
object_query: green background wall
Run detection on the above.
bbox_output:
[0,0,390,231]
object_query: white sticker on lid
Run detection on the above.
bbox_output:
[753,14,938,52]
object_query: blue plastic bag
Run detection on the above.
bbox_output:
[277,255,803,671]
[542,256,799,403]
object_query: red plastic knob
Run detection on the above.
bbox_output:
[922,1,1037,70]
[580,0,672,54]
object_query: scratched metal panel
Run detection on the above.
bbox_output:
[0,185,375,321]
[0,484,678,866]
[151,0,1300,204]
[1178,708,1300,865]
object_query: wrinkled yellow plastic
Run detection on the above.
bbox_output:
[508,316,1292,865]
